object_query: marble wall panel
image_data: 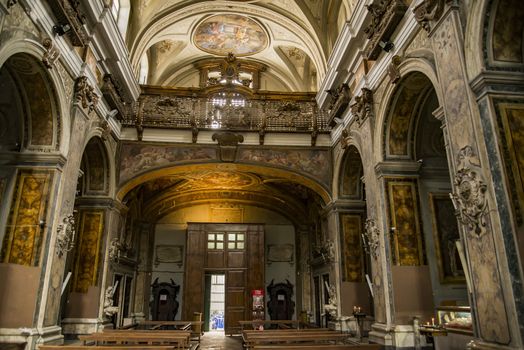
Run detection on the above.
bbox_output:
[429,193,464,283]
[386,179,424,266]
[0,170,52,266]
[340,214,363,282]
[72,210,104,293]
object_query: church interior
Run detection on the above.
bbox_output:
[0,0,523,349]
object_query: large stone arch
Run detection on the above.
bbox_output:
[374,59,442,163]
[0,40,71,155]
[117,162,331,207]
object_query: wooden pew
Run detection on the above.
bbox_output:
[78,332,190,350]
[243,330,349,349]
[239,320,310,330]
[138,320,204,341]
[252,345,383,350]
[39,346,176,350]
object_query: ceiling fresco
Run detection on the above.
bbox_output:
[193,14,269,56]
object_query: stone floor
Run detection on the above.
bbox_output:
[198,331,243,350]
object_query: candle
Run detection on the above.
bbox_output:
[431,317,435,326]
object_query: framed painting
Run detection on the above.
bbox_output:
[429,193,465,284]
[386,178,424,266]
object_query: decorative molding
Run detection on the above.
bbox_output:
[351,88,374,125]
[326,83,351,126]
[55,214,75,258]
[46,0,88,47]
[363,218,380,259]
[212,131,244,162]
[42,37,60,69]
[364,0,408,60]
[413,0,450,33]
[450,146,488,237]
[340,128,352,149]
[387,55,402,84]
[101,74,126,120]
[75,76,99,113]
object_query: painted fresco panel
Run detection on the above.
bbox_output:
[429,193,465,284]
[119,143,217,183]
[85,141,106,192]
[341,148,363,198]
[386,179,423,266]
[341,214,363,282]
[193,14,268,56]
[237,148,331,185]
[499,103,524,214]
[492,0,524,63]
[72,210,104,293]
[0,170,52,266]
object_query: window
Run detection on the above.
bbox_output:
[227,232,245,250]
[111,0,120,20]
[208,232,224,250]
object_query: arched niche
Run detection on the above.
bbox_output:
[0,53,60,153]
[383,72,435,160]
[485,0,524,70]
[339,145,365,200]
[78,137,111,196]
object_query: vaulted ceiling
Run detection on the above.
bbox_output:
[126,0,355,91]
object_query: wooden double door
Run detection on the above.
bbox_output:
[183,223,264,335]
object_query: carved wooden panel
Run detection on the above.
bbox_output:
[206,250,225,268]
[227,251,245,268]
[183,224,206,319]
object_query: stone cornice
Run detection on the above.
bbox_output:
[0,152,67,168]
[375,161,421,177]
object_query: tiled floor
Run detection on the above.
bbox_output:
[198,331,243,350]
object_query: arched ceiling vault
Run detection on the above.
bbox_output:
[117,163,330,226]
[126,1,350,91]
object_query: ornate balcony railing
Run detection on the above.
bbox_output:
[121,86,330,145]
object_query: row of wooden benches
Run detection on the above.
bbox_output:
[39,329,194,350]
[242,328,383,350]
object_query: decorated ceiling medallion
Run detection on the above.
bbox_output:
[193,14,268,56]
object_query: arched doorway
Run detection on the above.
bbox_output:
[60,136,112,333]
[114,163,330,333]
[0,52,61,331]
[382,72,467,327]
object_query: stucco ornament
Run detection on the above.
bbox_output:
[363,218,380,259]
[56,214,75,257]
[450,146,488,237]
[413,0,451,33]
[75,76,99,112]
